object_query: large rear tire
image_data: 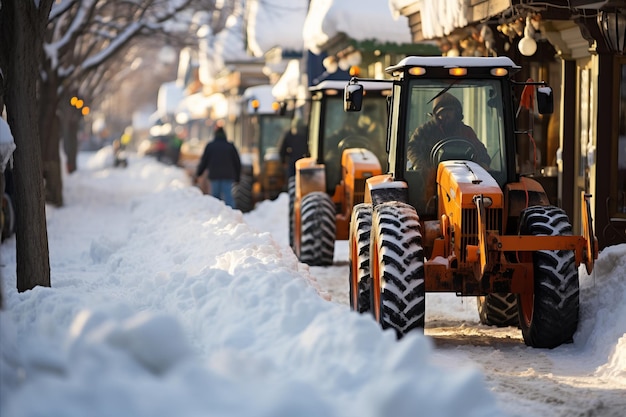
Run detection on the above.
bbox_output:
[298,192,335,266]
[370,202,425,338]
[233,173,254,213]
[517,206,579,348]
[288,176,295,251]
[477,293,519,327]
[349,203,372,313]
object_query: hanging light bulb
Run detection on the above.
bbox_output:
[322,56,338,74]
[447,45,460,57]
[518,16,537,56]
[338,57,350,71]
[347,51,362,66]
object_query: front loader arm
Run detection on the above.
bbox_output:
[472,195,489,280]
[467,192,597,284]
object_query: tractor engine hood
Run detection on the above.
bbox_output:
[437,161,503,209]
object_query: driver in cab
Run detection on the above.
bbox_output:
[407,92,490,172]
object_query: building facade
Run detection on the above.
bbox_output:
[391,0,626,249]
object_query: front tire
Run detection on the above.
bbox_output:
[517,206,579,348]
[298,192,335,266]
[370,202,425,337]
[349,203,372,313]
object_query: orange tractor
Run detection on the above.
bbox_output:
[345,56,598,348]
[234,85,293,212]
[292,80,391,265]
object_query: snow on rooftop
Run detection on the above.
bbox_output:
[197,3,255,83]
[246,0,308,57]
[215,15,253,65]
[388,0,469,39]
[303,0,411,55]
[272,60,306,101]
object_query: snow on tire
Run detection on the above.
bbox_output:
[370,202,425,337]
[517,205,579,348]
[477,293,519,327]
[299,191,335,266]
[349,203,372,314]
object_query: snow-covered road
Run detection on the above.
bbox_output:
[304,242,626,417]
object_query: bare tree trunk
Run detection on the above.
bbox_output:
[63,123,79,174]
[61,108,80,174]
[40,77,63,207]
[0,0,53,292]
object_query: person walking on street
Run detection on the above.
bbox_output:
[279,117,308,179]
[195,124,241,208]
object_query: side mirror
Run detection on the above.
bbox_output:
[537,86,553,115]
[344,80,363,111]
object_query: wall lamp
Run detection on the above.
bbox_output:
[598,9,626,54]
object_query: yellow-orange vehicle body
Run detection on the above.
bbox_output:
[346,56,598,348]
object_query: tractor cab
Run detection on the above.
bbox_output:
[345,56,554,220]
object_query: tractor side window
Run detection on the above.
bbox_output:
[388,84,402,175]
[323,98,358,193]
[259,116,291,160]
[308,100,322,162]
[359,98,389,172]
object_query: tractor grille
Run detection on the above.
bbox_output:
[460,208,502,263]
[353,178,367,205]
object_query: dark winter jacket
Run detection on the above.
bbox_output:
[406,118,490,172]
[196,128,241,182]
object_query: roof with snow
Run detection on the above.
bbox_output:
[246,0,308,57]
[272,59,307,101]
[388,0,469,39]
[303,0,412,54]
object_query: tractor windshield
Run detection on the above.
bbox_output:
[259,115,291,161]
[322,95,388,192]
[403,79,507,215]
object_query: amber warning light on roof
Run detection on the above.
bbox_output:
[448,67,467,76]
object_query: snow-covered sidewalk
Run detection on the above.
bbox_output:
[2,150,504,417]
